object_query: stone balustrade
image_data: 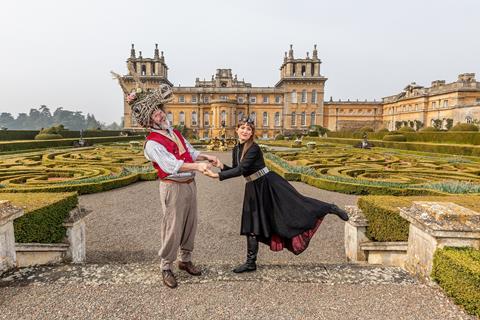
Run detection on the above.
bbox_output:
[0,200,24,275]
[400,201,480,278]
[345,201,480,278]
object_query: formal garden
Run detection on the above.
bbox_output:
[0,132,479,317]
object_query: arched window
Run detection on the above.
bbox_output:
[274,112,280,127]
[167,111,173,124]
[131,113,137,126]
[311,90,317,103]
[301,112,306,126]
[238,111,244,121]
[291,112,296,126]
[291,90,297,103]
[141,64,146,76]
[191,111,197,126]
[310,112,315,126]
[179,111,185,125]
[301,90,307,103]
[221,110,226,127]
[301,65,306,77]
[204,111,209,126]
[263,112,268,127]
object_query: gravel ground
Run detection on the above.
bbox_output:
[0,151,474,319]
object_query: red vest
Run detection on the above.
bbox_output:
[145,129,194,179]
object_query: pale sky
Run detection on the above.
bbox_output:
[0,0,478,124]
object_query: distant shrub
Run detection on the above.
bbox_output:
[383,134,407,142]
[450,123,479,132]
[34,133,63,140]
[398,126,415,132]
[357,126,374,133]
[420,126,440,132]
[275,134,285,140]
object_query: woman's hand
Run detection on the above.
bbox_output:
[212,158,224,169]
[203,169,219,179]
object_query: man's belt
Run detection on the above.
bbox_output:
[161,178,195,184]
[245,167,269,183]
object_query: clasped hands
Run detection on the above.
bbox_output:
[197,155,223,178]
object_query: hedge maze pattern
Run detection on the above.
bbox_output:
[0,143,156,194]
[267,145,480,194]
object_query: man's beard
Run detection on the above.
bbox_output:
[152,119,171,130]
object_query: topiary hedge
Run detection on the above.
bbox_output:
[0,135,145,152]
[0,192,79,243]
[383,134,407,142]
[450,123,479,132]
[432,247,480,317]
[307,137,480,156]
[357,195,480,242]
[34,133,63,140]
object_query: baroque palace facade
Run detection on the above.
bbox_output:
[119,44,480,137]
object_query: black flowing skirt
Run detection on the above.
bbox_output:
[241,171,334,255]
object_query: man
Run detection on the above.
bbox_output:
[132,84,217,288]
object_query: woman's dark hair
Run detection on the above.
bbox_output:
[237,118,255,160]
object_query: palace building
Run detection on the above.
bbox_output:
[119,44,480,137]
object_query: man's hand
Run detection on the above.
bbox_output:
[212,158,224,169]
[196,162,212,173]
[202,154,218,164]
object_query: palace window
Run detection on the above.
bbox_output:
[263,96,269,104]
[311,90,317,103]
[415,104,419,111]
[203,96,209,103]
[263,112,268,127]
[220,95,227,101]
[249,96,257,104]
[310,112,315,126]
[204,112,209,126]
[432,102,436,109]
[274,112,280,126]
[237,96,244,104]
[191,111,198,126]
[238,111,244,121]
[250,112,256,125]
[167,112,173,124]
[275,95,281,103]
[291,112,296,126]
[178,95,185,103]
[191,95,197,103]
[221,111,226,127]
[141,64,146,76]
[443,100,448,108]
[301,90,307,103]
[301,65,306,77]
[291,90,297,103]
[301,112,306,126]
[179,111,185,125]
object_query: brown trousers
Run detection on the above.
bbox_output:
[158,180,198,271]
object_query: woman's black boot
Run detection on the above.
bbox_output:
[233,235,258,273]
[330,204,349,222]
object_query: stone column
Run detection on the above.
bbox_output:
[0,200,24,275]
[400,201,480,278]
[344,205,369,262]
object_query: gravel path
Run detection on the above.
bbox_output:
[0,151,474,319]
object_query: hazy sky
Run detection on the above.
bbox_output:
[0,0,479,124]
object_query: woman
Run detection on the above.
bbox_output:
[204,118,349,273]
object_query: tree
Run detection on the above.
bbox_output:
[0,112,15,129]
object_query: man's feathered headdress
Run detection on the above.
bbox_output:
[111,62,173,128]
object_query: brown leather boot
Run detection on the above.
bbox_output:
[178,261,202,276]
[162,270,178,288]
